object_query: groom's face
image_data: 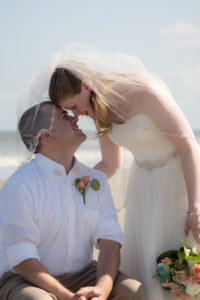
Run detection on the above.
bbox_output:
[51,106,86,147]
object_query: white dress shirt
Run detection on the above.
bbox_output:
[0,154,122,277]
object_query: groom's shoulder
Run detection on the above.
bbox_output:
[2,159,36,190]
[77,161,107,182]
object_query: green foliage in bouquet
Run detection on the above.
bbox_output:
[155,238,200,298]
[157,250,178,264]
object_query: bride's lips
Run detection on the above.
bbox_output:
[85,110,94,118]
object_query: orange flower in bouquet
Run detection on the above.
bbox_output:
[155,231,200,298]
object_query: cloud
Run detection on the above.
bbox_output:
[165,65,200,93]
[158,22,200,37]
[157,64,200,129]
[157,22,200,50]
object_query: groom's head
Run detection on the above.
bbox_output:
[18,101,86,155]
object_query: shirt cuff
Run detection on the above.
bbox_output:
[6,242,40,269]
[94,234,123,250]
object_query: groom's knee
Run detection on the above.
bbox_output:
[110,272,142,300]
[9,285,56,300]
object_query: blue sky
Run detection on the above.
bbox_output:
[1,0,200,131]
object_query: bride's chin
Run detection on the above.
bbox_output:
[89,111,95,119]
[85,111,94,119]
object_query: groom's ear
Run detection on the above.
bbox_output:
[40,131,55,144]
[81,80,91,92]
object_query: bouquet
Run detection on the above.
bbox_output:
[155,231,200,298]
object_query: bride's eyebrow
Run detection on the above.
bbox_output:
[68,104,76,109]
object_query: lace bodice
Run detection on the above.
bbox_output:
[108,114,177,164]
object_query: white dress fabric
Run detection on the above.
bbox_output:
[108,114,200,300]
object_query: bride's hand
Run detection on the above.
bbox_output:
[185,215,200,244]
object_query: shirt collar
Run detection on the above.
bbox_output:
[35,153,81,176]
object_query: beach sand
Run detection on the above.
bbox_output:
[0,181,4,188]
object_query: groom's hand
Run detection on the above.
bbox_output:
[75,286,104,299]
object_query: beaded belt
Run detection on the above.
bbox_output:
[135,150,178,171]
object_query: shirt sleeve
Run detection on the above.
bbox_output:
[0,181,40,270]
[93,173,123,249]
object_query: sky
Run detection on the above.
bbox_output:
[0,0,200,131]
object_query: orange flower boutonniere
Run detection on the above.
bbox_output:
[74,176,100,204]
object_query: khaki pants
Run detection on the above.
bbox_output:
[0,261,142,300]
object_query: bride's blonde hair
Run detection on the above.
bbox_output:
[48,67,113,136]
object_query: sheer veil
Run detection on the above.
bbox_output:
[16,43,199,209]
[22,43,197,139]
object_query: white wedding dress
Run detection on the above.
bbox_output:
[108,114,200,300]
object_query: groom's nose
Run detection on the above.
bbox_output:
[70,115,78,124]
[72,115,78,122]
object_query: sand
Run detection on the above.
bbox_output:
[0,180,4,188]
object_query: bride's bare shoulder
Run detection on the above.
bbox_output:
[109,75,158,117]
[111,75,157,98]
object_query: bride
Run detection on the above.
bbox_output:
[46,45,200,299]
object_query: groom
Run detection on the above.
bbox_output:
[0,101,142,300]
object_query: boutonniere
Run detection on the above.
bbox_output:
[74,176,100,205]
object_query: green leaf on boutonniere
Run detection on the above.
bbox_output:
[90,179,100,191]
[75,178,81,185]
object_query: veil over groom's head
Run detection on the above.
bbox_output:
[18,101,55,153]
[18,101,85,156]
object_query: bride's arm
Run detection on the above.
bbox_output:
[136,86,200,242]
[93,134,121,178]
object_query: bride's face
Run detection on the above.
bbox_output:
[59,82,94,119]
